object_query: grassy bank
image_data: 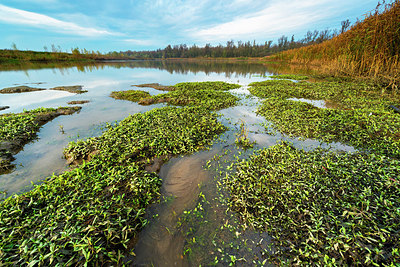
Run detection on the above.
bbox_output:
[0,106,226,265]
[111,81,241,110]
[269,1,400,85]
[0,107,81,174]
[0,49,97,64]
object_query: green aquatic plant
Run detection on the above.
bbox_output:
[249,79,399,111]
[269,74,309,80]
[257,98,400,158]
[110,90,151,102]
[224,142,400,265]
[235,120,255,149]
[110,81,241,111]
[0,106,227,265]
[0,107,81,174]
[173,81,241,91]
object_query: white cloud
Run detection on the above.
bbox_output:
[191,0,334,42]
[124,39,155,46]
[0,4,118,37]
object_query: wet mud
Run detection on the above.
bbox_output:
[0,86,45,94]
[51,85,87,94]
[131,150,216,267]
[67,100,90,105]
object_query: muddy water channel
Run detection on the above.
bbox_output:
[0,61,355,265]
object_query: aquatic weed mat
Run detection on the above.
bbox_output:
[0,107,81,174]
[257,98,400,158]
[109,81,241,111]
[249,79,399,111]
[224,142,400,265]
[0,106,227,265]
[110,90,151,102]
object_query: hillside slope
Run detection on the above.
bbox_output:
[271,0,400,86]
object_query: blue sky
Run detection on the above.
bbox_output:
[0,0,379,53]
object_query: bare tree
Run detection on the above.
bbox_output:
[341,19,351,33]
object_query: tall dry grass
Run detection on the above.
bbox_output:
[270,0,400,87]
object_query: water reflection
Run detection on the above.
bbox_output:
[0,59,314,78]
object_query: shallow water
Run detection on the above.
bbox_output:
[0,61,356,265]
[0,61,272,194]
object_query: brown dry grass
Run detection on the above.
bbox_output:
[269,0,400,88]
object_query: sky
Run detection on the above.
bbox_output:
[0,0,380,53]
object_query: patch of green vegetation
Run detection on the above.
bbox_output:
[224,142,400,265]
[258,98,400,158]
[269,74,309,80]
[151,89,239,110]
[0,106,227,265]
[235,121,255,149]
[110,90,151,102]
[173,81,241,91]
[0,107,81,174]
[111,81,241,110]
[249,79,398,111]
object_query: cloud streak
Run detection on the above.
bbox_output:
[0,4,117,37]
[191,0,333,42]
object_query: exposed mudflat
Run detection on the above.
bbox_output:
[0,86,45,94]
[67,100,90,105]
[51,85,87,94]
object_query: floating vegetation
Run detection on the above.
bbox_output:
[269,74,309,80]
[248,79,400,158]
[0,106,227,265]
[249,79,399,111]
[0,107,81,174]
[258,98,400,158]
[111,81,241,111]
[224,142,400,265]
[0,86,45,94]
[110,90,151,102]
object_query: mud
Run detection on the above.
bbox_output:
[0,86,45,94]
[131,150,215,267]
[134,83,175,91]
[67,100,90,105]
[51,85,87,94]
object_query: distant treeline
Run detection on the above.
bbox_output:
[108,22,351,59]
